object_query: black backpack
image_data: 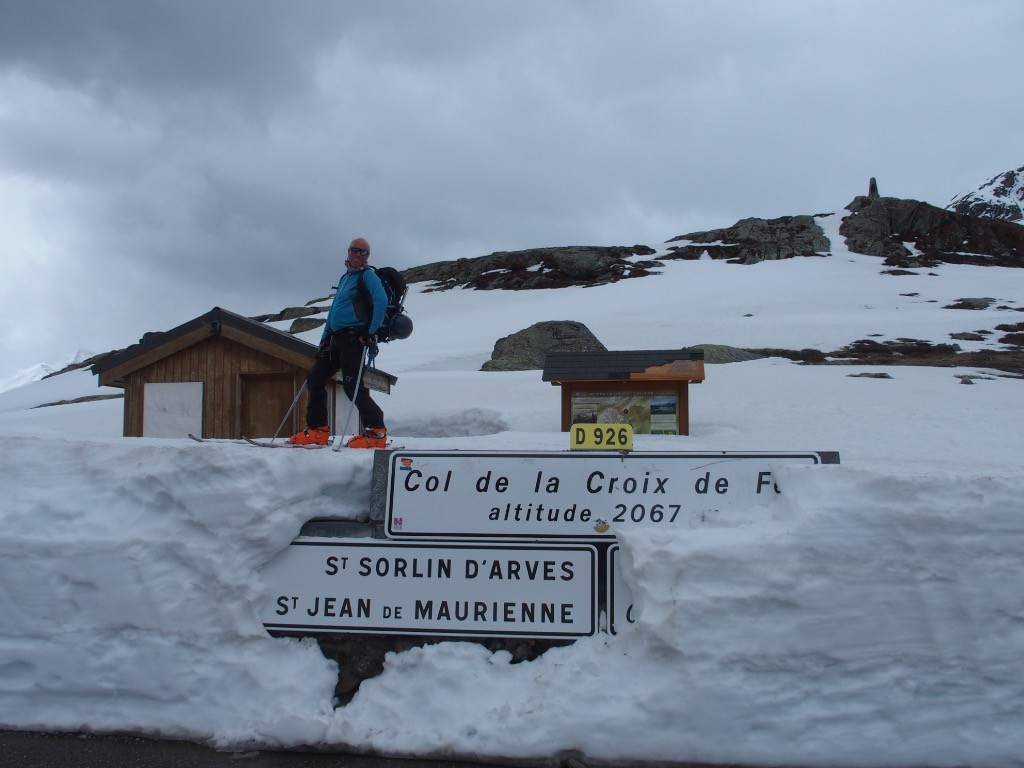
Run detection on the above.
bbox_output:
[358,266,413,342]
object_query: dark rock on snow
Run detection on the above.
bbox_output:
[840,195,1024,269]
[481,321,606,372]
[403,245,659,291]
[944,297,997,310]
[250,305,330,323]
[664,214,831,264]
[288,317,326,334]
[688,344,764,364]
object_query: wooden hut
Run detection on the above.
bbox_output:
[542,349,705,435]
[90,307,396,439]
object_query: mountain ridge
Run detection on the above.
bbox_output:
[401,187,1024,292]
[44,174,1024,382]
[948,164,1024,223]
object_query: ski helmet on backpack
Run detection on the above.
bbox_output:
[388,312,413,340]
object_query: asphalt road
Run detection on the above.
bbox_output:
[0,730,537,768]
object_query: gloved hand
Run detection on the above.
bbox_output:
[315,338,332,359]
[359,333,378,347]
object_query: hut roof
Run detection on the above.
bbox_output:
[91,307,316,388]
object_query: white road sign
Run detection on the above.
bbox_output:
[260,539,598,638]
[385,450,838,540]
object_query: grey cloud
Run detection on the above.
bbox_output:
[0,0,345,109]
[1,0,1023,378]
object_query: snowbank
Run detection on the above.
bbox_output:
[2,246,1023,765]
[2,434,1023,767]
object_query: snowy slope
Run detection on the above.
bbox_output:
[1,231,1023,767]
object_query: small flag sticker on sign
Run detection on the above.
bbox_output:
[570,423,633,451]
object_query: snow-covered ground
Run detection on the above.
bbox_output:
[1,231,1023,767]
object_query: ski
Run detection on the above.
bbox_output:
[189,434,284,446]
[241,436,327,449]
[188,434,322,448]
[188,434,400,450]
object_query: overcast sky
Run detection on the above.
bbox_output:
[2,0,1022,380]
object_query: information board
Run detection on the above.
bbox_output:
[260,539,598,638]
[385,450,838,540]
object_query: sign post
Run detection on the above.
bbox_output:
[264,449,839,640]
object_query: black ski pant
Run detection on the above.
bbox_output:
[305,329,385,432]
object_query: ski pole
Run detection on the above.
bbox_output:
[270,379,307,443]
[333,347,368,452]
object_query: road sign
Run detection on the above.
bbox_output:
[261,539,598,638]
[570,423,633,451]
[385,450,838,540]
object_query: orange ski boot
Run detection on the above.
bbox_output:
[345,427,387,449]
[288,426,330,446]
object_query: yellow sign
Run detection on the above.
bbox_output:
[570,423,633,451]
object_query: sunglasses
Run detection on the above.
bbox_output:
[348,246,369,257]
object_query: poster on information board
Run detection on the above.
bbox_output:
[571,390,678,435]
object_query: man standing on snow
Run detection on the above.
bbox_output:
[289,237,389,448]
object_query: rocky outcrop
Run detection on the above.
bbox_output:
[840,195,1024,268]
[394,183,1024,298]
[663,215,831,264]
[251,303,331,324]
[289,317,326,334]
[947,165,1024,223]
[689,344,764,364]
[403,245,659,291]
[481,320,606,371]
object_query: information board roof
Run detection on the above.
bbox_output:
[542,349,706,382]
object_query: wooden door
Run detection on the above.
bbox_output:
[239,373,298,438]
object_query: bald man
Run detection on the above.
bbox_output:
[289,237,389,447]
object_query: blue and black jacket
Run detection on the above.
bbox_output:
[321,268,387,341]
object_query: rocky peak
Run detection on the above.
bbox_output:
[841,194,1024,268]
[481,320,607,371]
[664,214,831,264]
[947,165,1024,223]
[401,245,659,291]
